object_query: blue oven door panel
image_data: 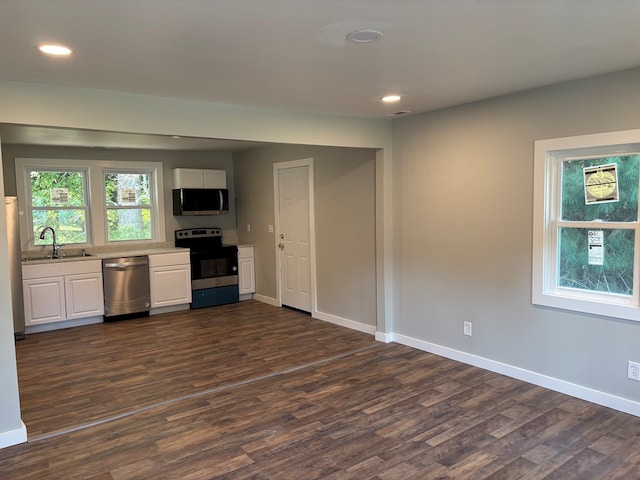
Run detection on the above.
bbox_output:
[191,285,239,309]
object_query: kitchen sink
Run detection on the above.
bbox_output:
[59,253,95,259]
[22,252,95,263]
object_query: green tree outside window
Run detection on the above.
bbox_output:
[30,169,88,245]
[105,172,152,242]
[558,155,640,295]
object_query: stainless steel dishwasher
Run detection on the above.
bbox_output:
[102,256,151,319]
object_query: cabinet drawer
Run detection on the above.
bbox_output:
[148,251,190,267]
[191,286,238,309]
[238,246,254,259]
[23,259,102,279]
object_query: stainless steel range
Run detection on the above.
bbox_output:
[175,228,239,308]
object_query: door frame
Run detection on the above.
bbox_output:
[273,158,316,315]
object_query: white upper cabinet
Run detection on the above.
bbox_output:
[173,168,227,189]
[202,170,226,188]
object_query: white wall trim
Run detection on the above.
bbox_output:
[150,304,190,316]
[25,316,103,334]
[0,421,27,449]
[313,310,376,335]
[253,294,279,307]
[392,332,640,417]
[375,331,394,343]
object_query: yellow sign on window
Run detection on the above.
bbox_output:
[584,164,618,204]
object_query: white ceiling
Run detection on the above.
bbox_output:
[1,0,640,149]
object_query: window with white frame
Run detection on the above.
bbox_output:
[533,129,640,321]
[28,167,90,246]
[104,170,153,242]
[16,158,165,249]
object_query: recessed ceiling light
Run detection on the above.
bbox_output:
[37,44,72,56]
[381,95,402,103]
[346,29,383,43]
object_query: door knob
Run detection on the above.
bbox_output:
[278,243,285,250]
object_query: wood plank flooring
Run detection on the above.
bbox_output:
[1,300,640,479]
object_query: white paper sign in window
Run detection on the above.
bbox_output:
[119,188,137,204]
[50,188,69,205]
[588,230,604,266]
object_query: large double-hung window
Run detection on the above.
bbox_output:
[16,158,165,249]
[104,170,152,242]
[533,130,640,321]
[29,167,89,245]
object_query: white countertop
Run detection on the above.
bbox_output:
[21,247,189,265]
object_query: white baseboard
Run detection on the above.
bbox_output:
[0,421,27,449]
[375,331,394,343]
[150,304,190,316]
[392,332,640,417]
[25,316,103,334]
[313,310,376,335]
[253,294,279,307]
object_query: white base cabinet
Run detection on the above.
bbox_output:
[22,260,104,327]
[149,251,192,308]
[65,273,105,320]
[21,250,193,332]
[238,245,255,299]
[23,276,66,325]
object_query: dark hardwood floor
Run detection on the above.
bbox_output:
[1,300,640,479]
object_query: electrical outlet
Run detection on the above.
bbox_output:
[628,361,640,381]
[463,321,472,337]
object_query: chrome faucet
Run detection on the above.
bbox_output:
[39,227,63,258]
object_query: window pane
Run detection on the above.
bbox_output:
[32,209,87,245]
[30,170,86,207]
[105,173,150,206]
[558,227,634,295]
[561,155,639,222]
[107,208,151,242]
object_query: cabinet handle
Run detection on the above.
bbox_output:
[103,261,148,268]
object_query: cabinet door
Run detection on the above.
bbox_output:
[23,277,66,325]
[65,273,105,320]
[174,168,204,188]
[203,169,226,188]
[239,257,255,294]
[150,265,192,307]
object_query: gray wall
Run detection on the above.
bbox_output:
[234,144,377,326]
[392,67,640,401]
[2,145,237,242]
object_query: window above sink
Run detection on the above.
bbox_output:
[15,158,166,250]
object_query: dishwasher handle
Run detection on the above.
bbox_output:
[103,260,148,268]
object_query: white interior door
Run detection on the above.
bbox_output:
[277,164,312,312]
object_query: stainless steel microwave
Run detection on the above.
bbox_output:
[172,188,229,215]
